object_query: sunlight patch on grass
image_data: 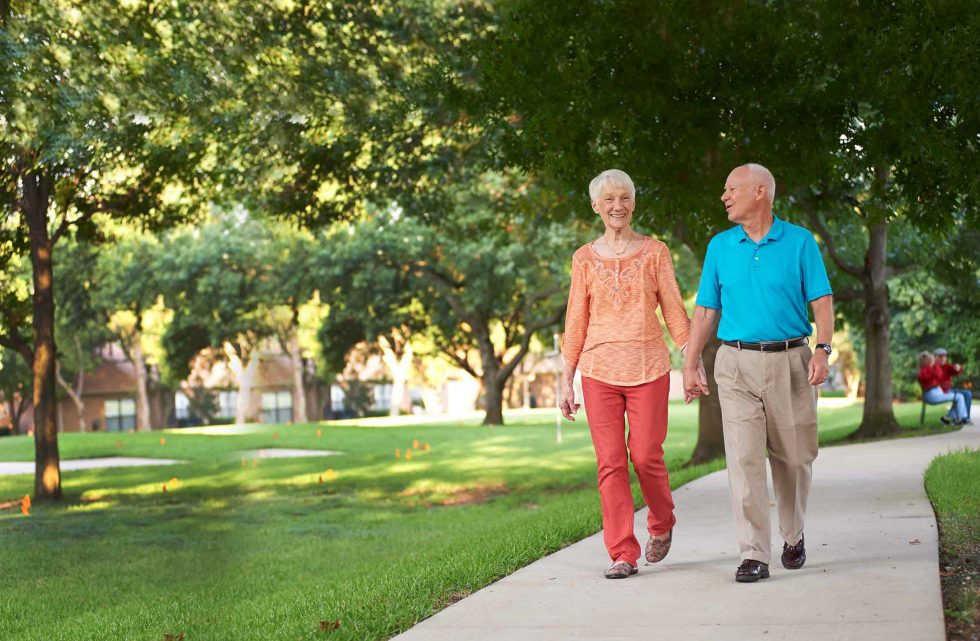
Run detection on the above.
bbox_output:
[67,500,114,512]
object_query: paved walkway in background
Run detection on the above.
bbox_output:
[0,457,183,476]
[394,424,979,641]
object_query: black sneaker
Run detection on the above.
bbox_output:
[735,559,770,583]
[940,416,953,425]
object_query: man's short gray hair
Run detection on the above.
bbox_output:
[589,169,636,202]
[743,163,776,203]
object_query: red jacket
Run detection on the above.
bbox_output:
[918,365,943,392]
[938,363,963,392]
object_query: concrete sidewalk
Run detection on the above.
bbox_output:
[394,424,979,641]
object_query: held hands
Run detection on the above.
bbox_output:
[683,358,709,404]
[558,382,581,421]
[807,350,830,386]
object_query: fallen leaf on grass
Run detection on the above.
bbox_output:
[319,619,341,632]
[160,437,166,446]
[940,568,954,577]
[413,439,420,449]
[21,495,31,516]
[909,539,921,545]
[163,632,185,641]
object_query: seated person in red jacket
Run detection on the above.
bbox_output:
[919,352,968,425]
[933,348,971,423]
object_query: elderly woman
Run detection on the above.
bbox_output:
[918,352,968,425]
[559,169,701,579]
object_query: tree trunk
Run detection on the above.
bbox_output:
[55,360,85,432]
[851,222,900,438]
[148,371,174,429]
[687,337,727,465]
[24,170,61,499]
[132,333,152,431]
[482,373,505,425]
[225,341,259,424]
[288,331,308,423]
[379,336,413,417]
[302,360,326,421]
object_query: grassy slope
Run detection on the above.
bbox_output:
[0,401,947,640]
[925,448,980,640]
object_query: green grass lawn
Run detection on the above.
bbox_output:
[0,401,951,641]
[925,448,980,640]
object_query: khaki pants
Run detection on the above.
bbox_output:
[714,344,818,564]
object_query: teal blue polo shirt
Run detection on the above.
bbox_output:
[695,216,832,342]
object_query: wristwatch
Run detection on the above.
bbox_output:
[815,343,832,356]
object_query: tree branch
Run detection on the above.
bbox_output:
[831,287,863,302]
[801,201,865,279]
[0,330,34,368]
[499,304,567,383]
[441,346,479,378]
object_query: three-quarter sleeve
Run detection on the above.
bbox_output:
[561,255,590,369]
[655,244,691,349]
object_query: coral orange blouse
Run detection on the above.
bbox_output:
[561,236,691,386]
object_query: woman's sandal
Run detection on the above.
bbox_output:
[604,561,638,579]
[645,529,673,563]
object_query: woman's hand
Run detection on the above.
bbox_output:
[683,358,709,404]
[559,380,581,421]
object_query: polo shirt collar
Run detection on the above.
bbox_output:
[737,214,784,244]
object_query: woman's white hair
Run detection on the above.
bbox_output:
[743,163,776,203]
[589,169,636,202]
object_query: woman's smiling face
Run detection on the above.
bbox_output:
[593,184,635,231]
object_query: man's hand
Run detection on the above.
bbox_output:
[683,359,709,404]
[558,381,581,421]
[808,350,829,386]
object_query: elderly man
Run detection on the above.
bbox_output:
[683,164,834,583]
[934,348,972,424]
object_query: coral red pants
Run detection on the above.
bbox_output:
[581,373,675,564]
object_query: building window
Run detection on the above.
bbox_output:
[218,390,237,418]
[175,392,190,420]
[261,390,292,424]
[105,398,137,432]
[372,383,392,411]
[331,385,345,413]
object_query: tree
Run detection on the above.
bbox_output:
[52,240,108,432]
[787,3,979,437]
[1,2,220,498]
[0,346,32,433]
[92,231,176,431]
[466,0,978,451]
[157,213,282,425]
[324,171,585,424]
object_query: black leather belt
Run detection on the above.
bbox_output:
[721,337,808,352]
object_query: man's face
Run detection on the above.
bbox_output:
[935,354,947,365]
[721,168,763,224]
[593,184,635,231]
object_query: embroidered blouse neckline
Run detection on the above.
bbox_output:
[588,236,649,261]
